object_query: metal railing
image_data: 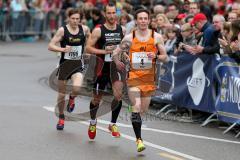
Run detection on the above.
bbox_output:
[0,10,66,41]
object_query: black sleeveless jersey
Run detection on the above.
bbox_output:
[96,24,124,61]
[59,25,86,64]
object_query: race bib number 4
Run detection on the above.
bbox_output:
[132,52,152,70]
[64,46,82,60]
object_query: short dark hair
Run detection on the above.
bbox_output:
[168,3,177,8]
[104,2,116,13]
[134,9,150,20]
[67,8,81,18]
[91,7,101,16]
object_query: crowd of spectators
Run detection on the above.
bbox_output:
[0,0,239,55]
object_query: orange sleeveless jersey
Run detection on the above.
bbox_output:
[128,30,157,93]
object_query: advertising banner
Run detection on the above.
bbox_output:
[215,56,240,123]
[155,52,217,113]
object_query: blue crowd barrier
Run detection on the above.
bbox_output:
[154,51,240,134]
[155,51,218,113]
[215,55,240,125]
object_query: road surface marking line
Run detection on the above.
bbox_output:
[94,120,240,145]
[159,152,185,160]
[79,121,202,160]
[43,106,201,159]
[43,106,240,145]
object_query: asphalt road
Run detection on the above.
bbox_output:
[0,42,239,160]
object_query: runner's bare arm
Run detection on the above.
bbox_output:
[112,34,132,71]
[112,26,127,61]
[154,32,168,63]
[85,27,107,55]
[82,25,91,40]
[82,25,91,55]
[112,33,132,62]
[48,27,70,53]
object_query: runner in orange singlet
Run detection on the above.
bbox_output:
[113,9,168,152]
[128,29,158,97]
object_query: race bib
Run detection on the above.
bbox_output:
[104,53,112,62]
[132,52,152,70]
[104,44,119,62]
[64,46,82,60]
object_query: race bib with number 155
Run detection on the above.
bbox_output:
[64,46,82,60]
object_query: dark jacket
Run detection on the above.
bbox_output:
[197,22,221,54]
[229,51,240,63]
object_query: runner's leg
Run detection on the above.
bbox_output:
[57,80,66,116]
[140,96,152,114]
[111,81,123,123]
[67,72,84,112]
[109,81,123,137]
[56,80,66,130]
[128,86,146,151]
[71,72,84,97]
[128,87,142,139]
[88,79,106,139]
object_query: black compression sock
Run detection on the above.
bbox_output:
[131,112,142,140]
[59,114,65,120]
[111,99,122,123]
[90,102,99,120]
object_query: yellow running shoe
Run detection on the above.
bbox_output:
[136,138,146,152]
[108,124,121,138]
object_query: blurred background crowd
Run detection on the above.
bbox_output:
[0,0,240,56]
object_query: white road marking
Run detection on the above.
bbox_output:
[159,152,185,160]
[43,106,240,145]
[79,120,202,160]
[43,106,55,112]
